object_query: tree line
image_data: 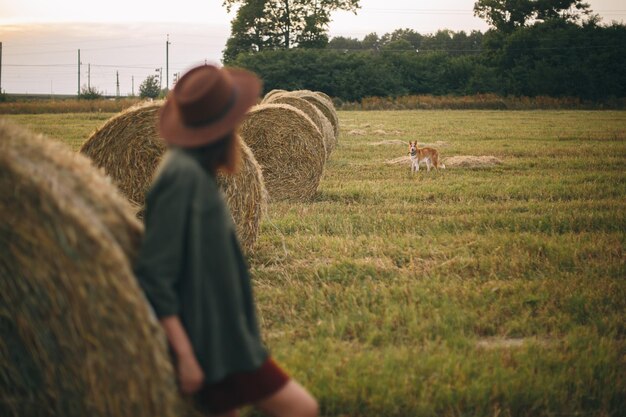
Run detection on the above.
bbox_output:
[220,0,626,101]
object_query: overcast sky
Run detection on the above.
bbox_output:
[1,0,624,94]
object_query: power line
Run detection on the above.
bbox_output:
[4,63,75,67]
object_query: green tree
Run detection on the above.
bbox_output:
[381,28,423,50]
[139,75,161,99]
[361,32,381,50]
[473,0,591,33]
[381,39,414,51]
[222,0,360,62]
[328,36,363,50]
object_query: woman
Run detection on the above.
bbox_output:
[134,65,318,417]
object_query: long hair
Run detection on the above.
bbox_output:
[193,132,241,176]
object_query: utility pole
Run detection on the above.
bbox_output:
[88,63,91,89]
[77,49,81,97]
[116,71,120,97]
[132,76,135,97]
[0,42,3,94]
[166,34,170,91]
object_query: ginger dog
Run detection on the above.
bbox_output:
[408,141,445,172]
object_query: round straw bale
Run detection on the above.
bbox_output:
[262,89,287,103]
[80,101,165,210]
[79,102,267,251]
[316,91,333,104]
[239,103,326,201]
[290,91,339,141]
[264,94,335,156]
[216,137,268,249]
[0,120,187,417]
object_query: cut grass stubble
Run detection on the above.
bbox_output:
[3,110,626,417]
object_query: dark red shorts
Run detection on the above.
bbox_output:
[194,357,290,414]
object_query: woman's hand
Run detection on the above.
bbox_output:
[158,316,205,394]
[177,352,205,395]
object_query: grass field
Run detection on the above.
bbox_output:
[3,110,626,416]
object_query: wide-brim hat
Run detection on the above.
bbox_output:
[158,64,261,147]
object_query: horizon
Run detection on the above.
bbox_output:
[1,0,624,95]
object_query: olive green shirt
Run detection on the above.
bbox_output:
[134,147,268,383]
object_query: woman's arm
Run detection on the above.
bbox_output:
[160,316,205,394]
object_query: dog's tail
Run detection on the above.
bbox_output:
[433,152,445,169]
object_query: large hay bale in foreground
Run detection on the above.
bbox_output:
[2,121,144,261]
[264,94,335,156]
[239,103,326,201]
[0,120,185,417]
[80,102,267,251]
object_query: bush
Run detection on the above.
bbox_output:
[79,85,103,100]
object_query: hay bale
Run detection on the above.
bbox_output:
[239,103,326,201]
[290,91,340,141]
[79,101,267,251]
[264,94,335,156]
[80,101,164,209]
[216,138,268,249]
[0,120,185,417]
[444,155,503,168]
[262,89,287,103]
[316,91,333,104]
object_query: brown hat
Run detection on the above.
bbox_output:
[158,64,261,147]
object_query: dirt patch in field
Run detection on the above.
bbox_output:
[444,155,502,168]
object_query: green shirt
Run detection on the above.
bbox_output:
[134,147,268,383]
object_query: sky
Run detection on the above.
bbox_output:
[0,0,624,95]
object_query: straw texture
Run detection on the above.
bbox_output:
[290,91,339,141]
[216,138,268,250]
[79,102,267,251]
[264,94,335,156]
[80,101,165,210]
[0,120,187,417]
[262,89,287,103]
[238,103,326,201]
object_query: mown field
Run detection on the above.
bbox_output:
[4,110,626,417]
